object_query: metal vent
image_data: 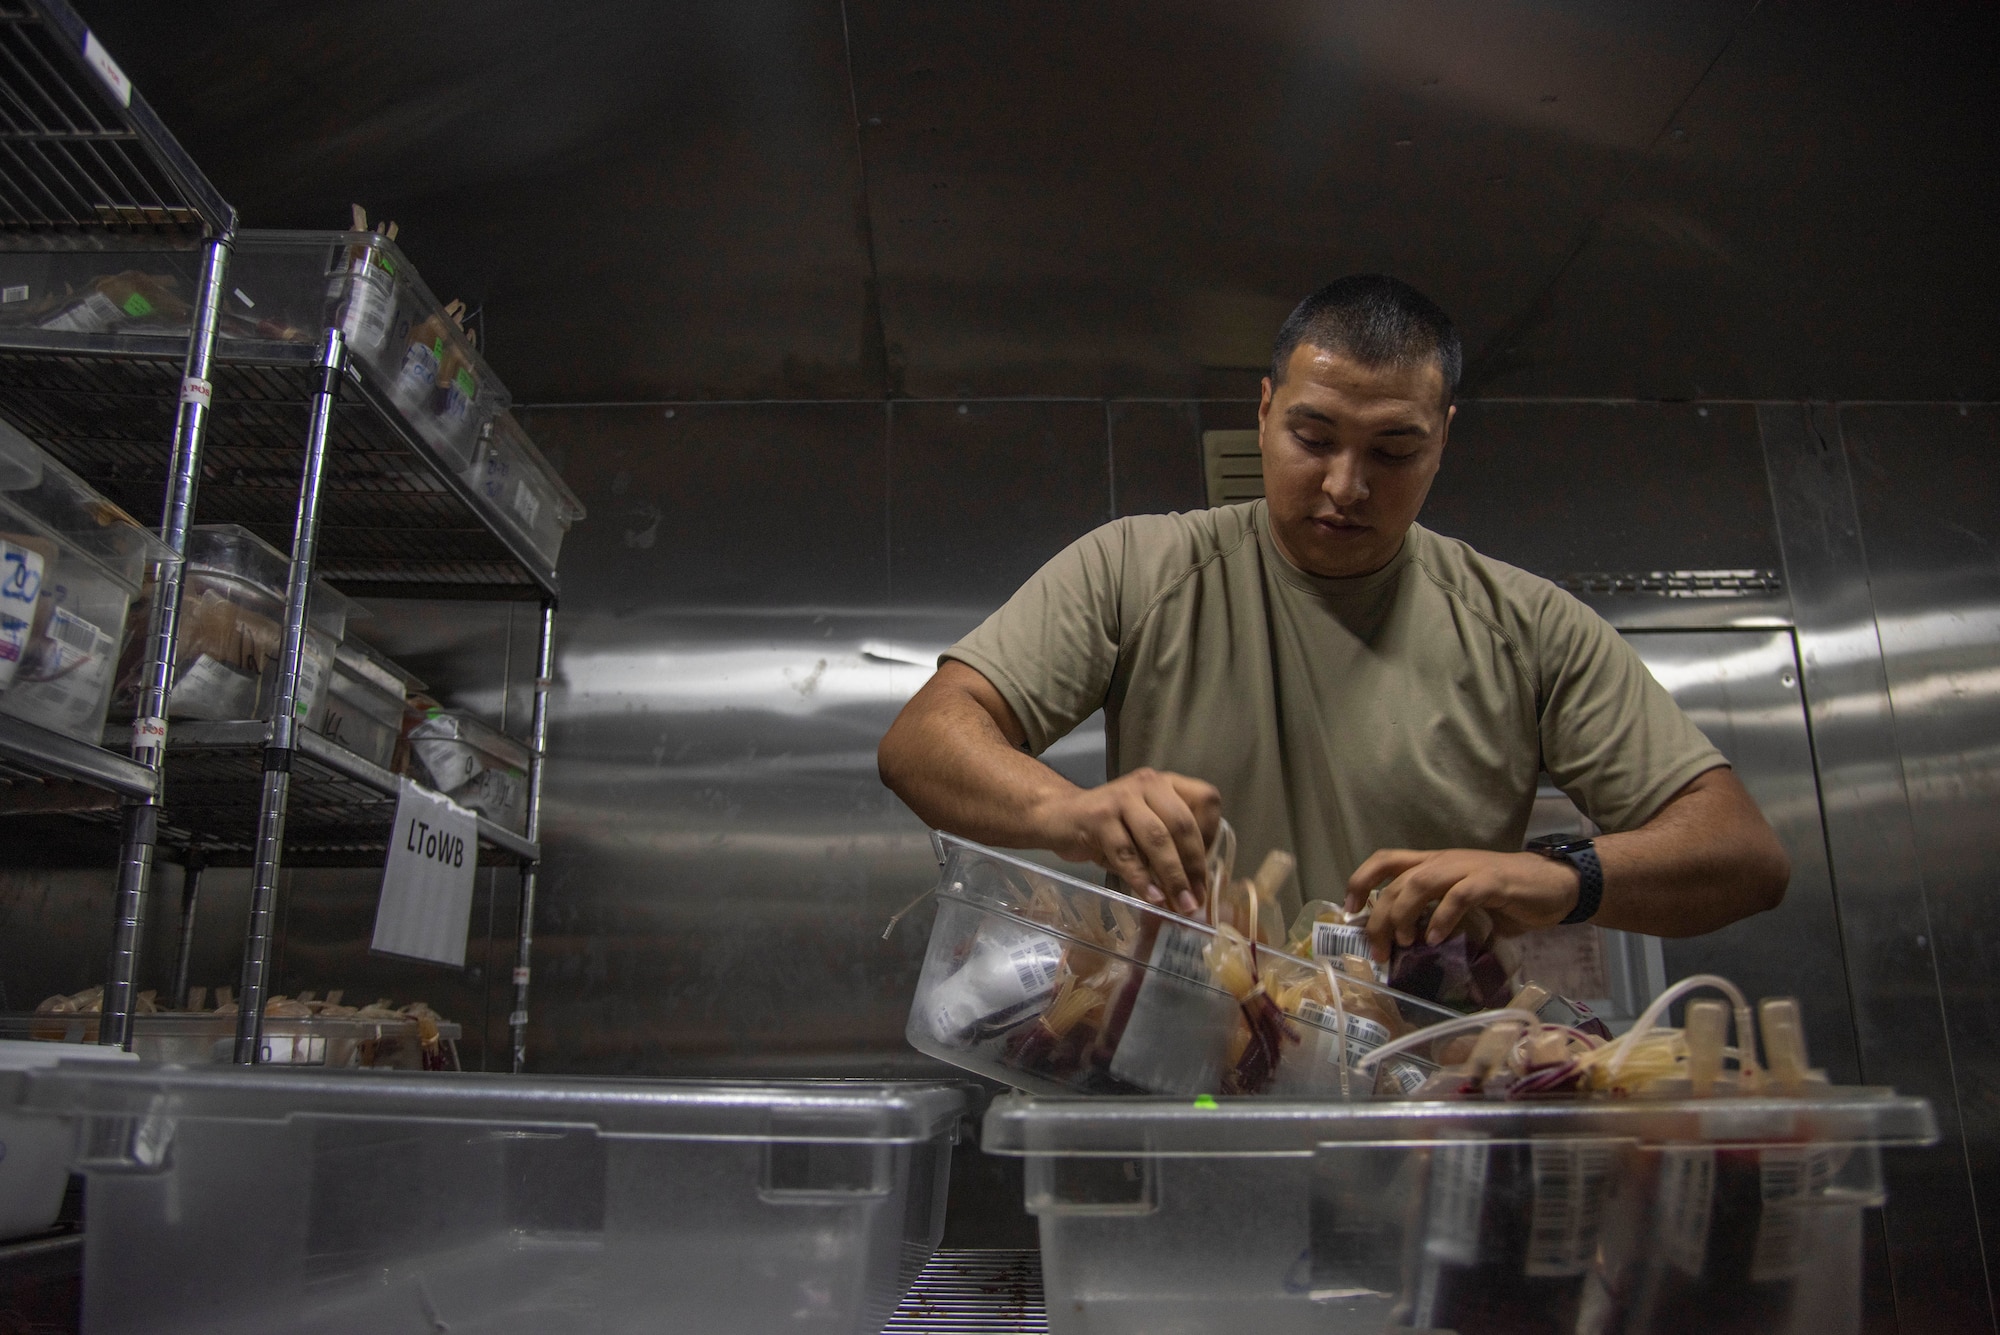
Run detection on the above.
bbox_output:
[1554,569,1785,599]
[1202,428,1263,506]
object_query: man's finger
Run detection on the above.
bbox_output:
[1123,802,1193,905]
[1347,848,1430,912]
[1426,876,1493,944]
[1097,828,1153,895]
[1168,774,1224,845]
[1140,777,1210,900]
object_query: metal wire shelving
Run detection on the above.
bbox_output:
[0,0,560,1071]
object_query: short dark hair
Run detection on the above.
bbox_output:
[1270,275,1462,405]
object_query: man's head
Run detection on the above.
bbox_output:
[1257,275,1461,579]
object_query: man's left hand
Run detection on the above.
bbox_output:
[1344,848,1580,962]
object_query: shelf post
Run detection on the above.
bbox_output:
[101,232,231,1049]
[169,846,207,1011]
[511,600,556,1073]
[233,326,344,1065]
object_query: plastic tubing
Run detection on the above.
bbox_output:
[1353,1007,1543,1075]
[1605,973,1758,1082]
[1320,958,1351,1099]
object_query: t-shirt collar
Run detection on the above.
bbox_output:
[1254,500,1417,598]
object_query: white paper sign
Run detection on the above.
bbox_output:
[372,780,478,966]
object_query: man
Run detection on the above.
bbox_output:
[878,275,1789,959]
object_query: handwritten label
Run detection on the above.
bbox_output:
[372,780,478,966]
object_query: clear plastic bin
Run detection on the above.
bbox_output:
[18,1065,968,1335]
[0,423,173,742]
[2,1013,459,1071]
[462,412,586,571]
[0,1039,136,1240]
[909,834,1460,1098]
[231,230,511,469]
[124,523,356,728]
[316,639,421,770]
[983,1091,1936,1335]
[408,708,535,833]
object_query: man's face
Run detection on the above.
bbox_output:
[1256,343,1454,579]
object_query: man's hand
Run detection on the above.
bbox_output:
[880,660,1225,916]
[1032,769,1221,913]
[1338,769,1791,958]
[1345,848,1579,961]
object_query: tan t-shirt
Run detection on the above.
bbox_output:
[945,501,1725,919]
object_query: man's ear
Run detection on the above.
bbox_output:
[1438,402,1456,453]
[1257,377,1274,427]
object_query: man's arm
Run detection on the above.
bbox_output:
[1346,766,1790,958]
[879,660,1221,910]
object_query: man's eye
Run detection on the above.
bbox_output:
[1375,447,1419,462]
[1292,431,1331,450]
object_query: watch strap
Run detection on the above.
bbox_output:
[1554,842,1604,925]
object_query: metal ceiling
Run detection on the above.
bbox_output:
[70,0,1998,402]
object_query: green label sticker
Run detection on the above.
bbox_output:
[1193,1094,1219,1109]
[453,368,476,397]
[120,290,154,318]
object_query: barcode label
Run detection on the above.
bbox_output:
[1526,1142,1616,1276]
[49,607,100,654]
[1149,923,1211,982]
[1383,1060,1427,1095]
[1296,1000,1391,1056]
[1751,1148,1813,1281]
[1656,1148,1716,1276]
[1424,1141,1490,1264]
[1,284,26,303]
[1011,940,1062,994]
[1311,920,1371,960]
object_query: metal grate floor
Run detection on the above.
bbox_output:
[885,1249,1047,1335]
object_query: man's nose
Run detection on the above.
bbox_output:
[1323,452,1368,507]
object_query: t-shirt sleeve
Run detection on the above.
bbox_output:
[941,523,1127,756]
[1534,590,1728,832]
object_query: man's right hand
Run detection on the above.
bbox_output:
[1031,768,1222,913]
[880,660,1222,916]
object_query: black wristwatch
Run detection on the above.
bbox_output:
[1527,835,1604,925]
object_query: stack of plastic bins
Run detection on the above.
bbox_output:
[317,638,419,771]
[152,523,356,730]
[406,708,535,833]
[0,422,172,743]
[983,1090,1936,1335]
[225,229,510,468]
[462,412,586,571]
[21,1065,969,1335]
[908,833,1460,1097]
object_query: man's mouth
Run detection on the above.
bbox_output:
[1310,516,1369,534]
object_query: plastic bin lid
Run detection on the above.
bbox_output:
[981,1089,1940,1156]
[23,1065,972,1143]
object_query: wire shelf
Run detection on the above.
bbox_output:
[0,1,233,240]
[71,721,538,866]
[0,347,548,594]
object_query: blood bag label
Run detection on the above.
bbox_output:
[926,921,1062,1046]
[1424,1140,1490,1264]
[1750,1147,1815,1282]
[1296,1000,1390,1057]
[1311,920,1371,960]
[1656,1147,1716,1277]
[1525,1141,1616,1277]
